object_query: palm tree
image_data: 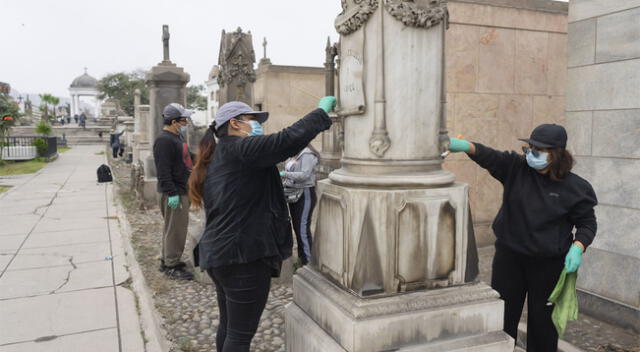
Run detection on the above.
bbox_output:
[38,93,59,121]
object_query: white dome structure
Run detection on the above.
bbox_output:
[68,68,101,117]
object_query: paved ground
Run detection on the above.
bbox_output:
[0,145,145,352]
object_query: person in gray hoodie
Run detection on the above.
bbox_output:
[280,145,320,265]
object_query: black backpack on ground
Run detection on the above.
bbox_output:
[97,164,113,183]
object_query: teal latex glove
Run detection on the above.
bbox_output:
[167,195,180,210]
[448,137,471,153]
[564,244,583,273]
[279,171,285,177]
[318,96,337,114]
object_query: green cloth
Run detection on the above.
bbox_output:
[548,269,579,337]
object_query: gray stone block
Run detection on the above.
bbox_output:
[566,58,640,111]
[596,7,640,63]
[592,109,640,158]
[577,289,640,333]
[592,204,640,258]
[573,156,640,210]
[568,19,596,67]
[577,247,640,308]
[569,0,640,23]
[565,111,593,156]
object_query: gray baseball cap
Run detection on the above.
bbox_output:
[213,101,269,129]
[162,103,193,123]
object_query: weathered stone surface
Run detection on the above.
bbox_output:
[533,95,565,128]
[564,111,593,156]
[573,156,640,210]
[477,28,515,94]
[592,109,640,158]
[546,33,568,96]
[596,7,640,63]
[515,30,548,95]
[568,19,596,67]
[578,247,640,308]
[445,24,480,92]
[448,1,567,32]
[566,58,640,111]
[495,95,533,151]
[592,204,640,259]
[568,0,640,23]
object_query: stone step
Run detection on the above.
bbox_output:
[517,322,585,352]
[401,331,514,351]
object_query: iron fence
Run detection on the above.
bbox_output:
[1,136,58,160]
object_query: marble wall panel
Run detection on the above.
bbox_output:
[596,7,640,63]
[592,109,640,158]
[565,111,593,156]
[566,59,640,111]
[454,93,499,121]
[446,24,480,92]
[533,95,565,128]
[568,0,640,23]
[515,30,549,95]
[592,204,640,259]
[568,19,596,67]
[473,170,503,223]
[573,156,640,210]
[477,28,516,94]
[547,33,568,96]
[495,95,533,151]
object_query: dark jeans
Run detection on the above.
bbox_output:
[491,244,564,352]
[288,187,316,264]
[207,260,272,352]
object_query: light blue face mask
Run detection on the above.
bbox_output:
[526,150,550,170]
[242,120,264,136]
[179,126,188,134]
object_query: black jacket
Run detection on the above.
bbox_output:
[110,130,125,149]
[153,130,193,196]
[469,143,598,257]
[198,109,332,269]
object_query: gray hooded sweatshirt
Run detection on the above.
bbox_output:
[282,147,318,189]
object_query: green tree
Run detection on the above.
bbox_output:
[38,93,59,121]
[98,70,149,116]
[0,93,21,159]
[35,120,52,136]
[187,85,208,111]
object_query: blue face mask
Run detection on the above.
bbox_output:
[526,150,550,170]
[242,120,264,136]
[179,126,188,134]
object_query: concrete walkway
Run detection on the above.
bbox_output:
[0,145,145,352]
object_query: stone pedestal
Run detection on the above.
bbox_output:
[286,1,513,351]
[142,60,189,204]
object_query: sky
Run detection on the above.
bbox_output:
[2,0,343,98]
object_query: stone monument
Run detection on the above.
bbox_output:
[217,28,256,106]
[286,1,514,351]
[142,24,190,204]
[317,37,343,180]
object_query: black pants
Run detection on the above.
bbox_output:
[288,187,317,265]
[112,147,119,158]
[491,244,564,351]
[207,261,272,352]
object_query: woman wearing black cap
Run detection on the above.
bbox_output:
[187,97,336,352]
[447,124,598,351]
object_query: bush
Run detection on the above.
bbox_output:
[32,138,48,157]
[35,120,52,136]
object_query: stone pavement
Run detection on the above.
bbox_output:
[0,145,145,352]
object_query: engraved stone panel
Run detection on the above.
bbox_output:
[314,193,347,285]
[339,29,366,116]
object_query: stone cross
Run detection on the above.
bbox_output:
[262,37,268,59]
[162,25,170,62]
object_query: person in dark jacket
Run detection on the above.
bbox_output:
[188,97,335,352]
[280,145,320,265]
[153,103,195,280]
[447,124,597,351]
[110,129,125,158]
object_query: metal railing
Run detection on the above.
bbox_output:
[1,136,58,160]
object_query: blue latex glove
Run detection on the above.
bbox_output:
[318,96,337,114]
[448,137,471,153]
[564,244,583,273]
[167,195,180,210]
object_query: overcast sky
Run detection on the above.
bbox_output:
[2,0,343,98]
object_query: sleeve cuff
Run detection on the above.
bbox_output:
[575,228,595,249]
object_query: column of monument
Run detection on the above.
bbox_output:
[318,37,343,180]
[217,28,256,106]
[286,1,514,351]
[142,24,190,205]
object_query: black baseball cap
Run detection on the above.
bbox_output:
[519,124,567,149]
[162,103,193,123]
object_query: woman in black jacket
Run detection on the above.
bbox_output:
[447,124,597,351]
[188,97,335,352]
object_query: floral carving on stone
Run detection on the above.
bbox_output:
[384,0,448,29]
[218,28,257,87]
[335,0,380,35]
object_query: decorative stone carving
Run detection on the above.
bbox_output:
[335,0,379,35]
[217,27,256,105]
[384,0,448,29]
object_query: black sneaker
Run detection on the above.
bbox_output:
[159,260,186,272]
[163,266,194,280]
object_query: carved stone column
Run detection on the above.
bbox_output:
[318,38,343,180]
[286,1,513,351]
[142,25,190,205]
[217,28,256,106]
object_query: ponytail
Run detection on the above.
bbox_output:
[188,127,218,208]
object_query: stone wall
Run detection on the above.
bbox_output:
[565,0,640,332]
[254,64,325,150]
[442,0,569,246]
